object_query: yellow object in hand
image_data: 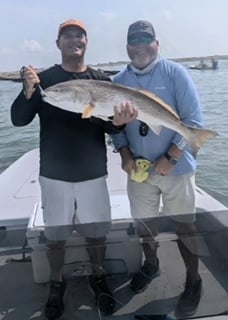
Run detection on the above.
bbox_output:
[130,158,152,183]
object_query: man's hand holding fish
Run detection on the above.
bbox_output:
[112,101,138,126]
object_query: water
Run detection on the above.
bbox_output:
[0,61,228,206]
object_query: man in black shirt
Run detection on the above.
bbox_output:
[11,19,137,319]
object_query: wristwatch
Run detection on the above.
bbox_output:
[164,152,178,165]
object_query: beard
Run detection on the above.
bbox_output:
[131,54,155,69]
[128,44,159,69]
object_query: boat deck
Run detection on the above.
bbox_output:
[1,228,228,320]
[1,148,228,319]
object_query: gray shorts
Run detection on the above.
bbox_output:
[127,172,196,223]
[39,176,111,241]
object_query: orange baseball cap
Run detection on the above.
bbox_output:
[57,19,87,38]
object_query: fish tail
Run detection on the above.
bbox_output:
[186,127,218,153]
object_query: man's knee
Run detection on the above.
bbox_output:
[86,236,106,246]
[136,219,158,238]
[75,221,111,239]
[46,240,66,250]
[174,221,197,237]
[44,225,73,241]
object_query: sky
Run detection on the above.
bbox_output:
[1,0,228,71]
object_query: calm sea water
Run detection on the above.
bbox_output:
[0,61,228,206]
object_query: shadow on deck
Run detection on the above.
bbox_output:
[1,210,228,320]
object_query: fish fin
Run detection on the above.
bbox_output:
[138,89,180,120]
[81,103,94,119]
[185,126,218,153]
[137,111,162,135]
[149,124,162,135]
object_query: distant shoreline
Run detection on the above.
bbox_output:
[0,54,225,82]
[90,54,226,66]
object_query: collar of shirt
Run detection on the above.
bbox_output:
[128,55,161,75]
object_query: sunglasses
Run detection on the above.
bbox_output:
[128,36,155,46]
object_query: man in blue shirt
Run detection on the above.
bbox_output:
[112,20,202,317]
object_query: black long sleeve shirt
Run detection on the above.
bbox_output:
[11,64,123,182]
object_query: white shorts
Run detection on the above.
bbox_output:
[127,172,195,223]
[39,176,111,240]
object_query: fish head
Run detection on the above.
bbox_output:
[43,81,90,113]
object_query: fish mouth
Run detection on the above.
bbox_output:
[81,104,94,119]
[36,85,47,100]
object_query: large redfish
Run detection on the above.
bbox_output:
[43,79,218,153]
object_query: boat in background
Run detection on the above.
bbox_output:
[189,58,218,70]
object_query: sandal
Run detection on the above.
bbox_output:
[88,275,115,315]
[130,259,160,293]
[44,281,65,320]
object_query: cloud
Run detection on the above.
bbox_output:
[22,40,43,52]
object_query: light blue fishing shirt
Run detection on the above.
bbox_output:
[112,58,203,176]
